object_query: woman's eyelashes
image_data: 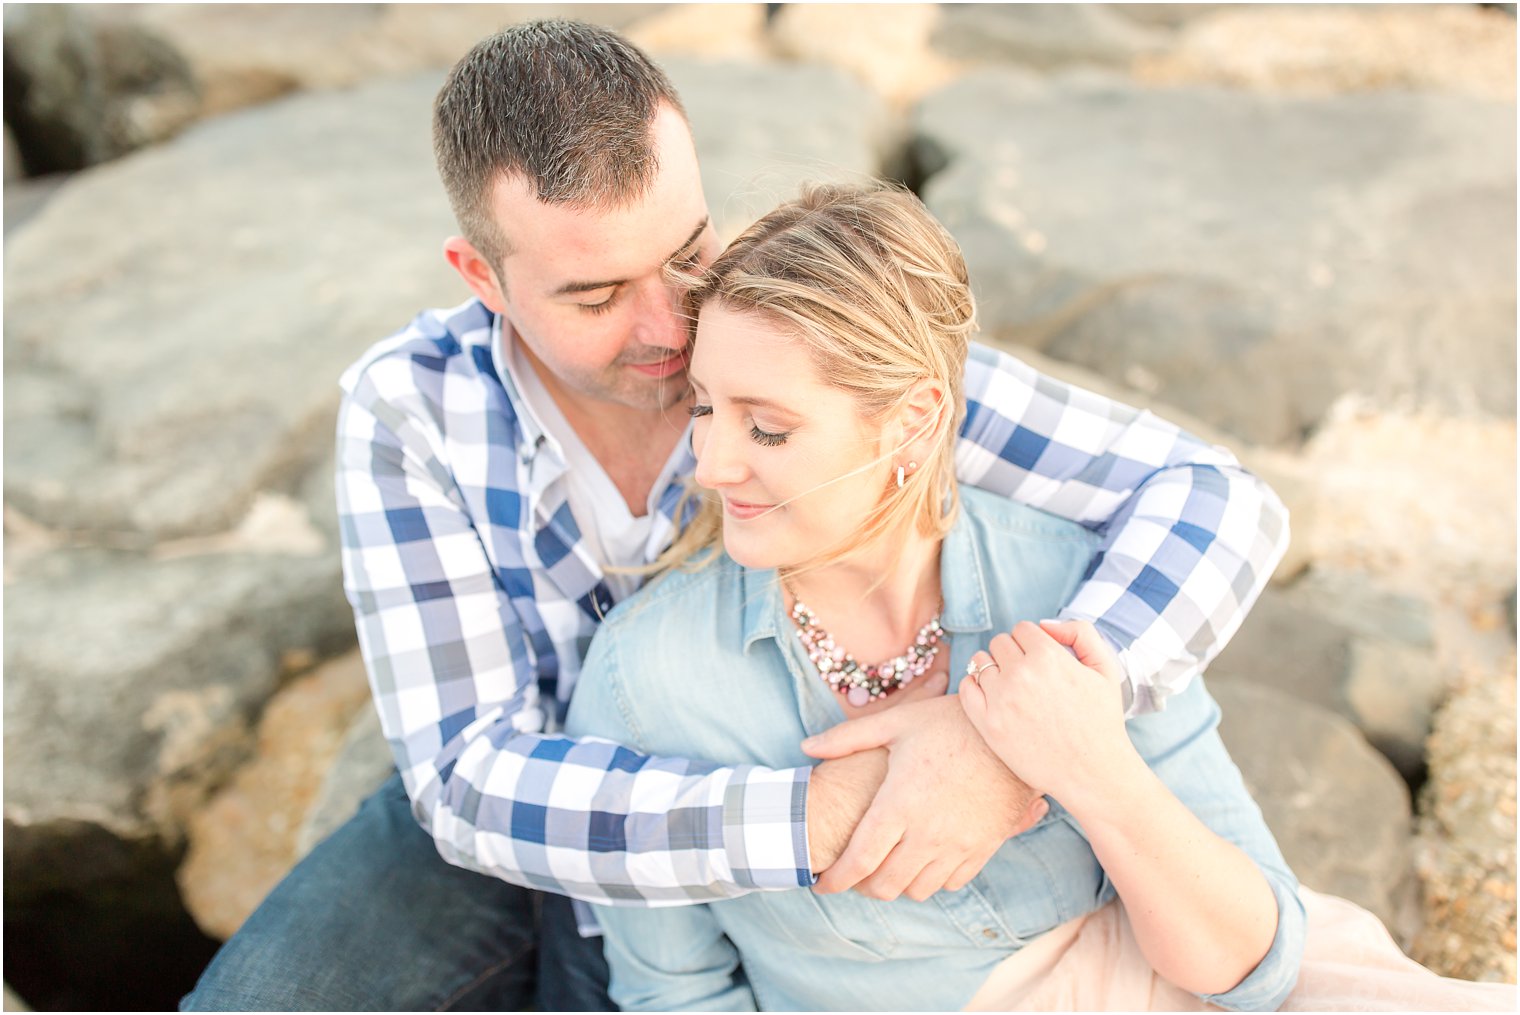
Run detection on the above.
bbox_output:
[686,403,791,447]
[749,425,789,447]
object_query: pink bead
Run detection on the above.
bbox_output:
[847,686,871,707]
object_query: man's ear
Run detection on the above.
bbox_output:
[443,236,508,315]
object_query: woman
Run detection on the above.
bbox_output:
[564,183,1512,1011]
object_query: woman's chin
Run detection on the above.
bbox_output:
[721,533,781,571]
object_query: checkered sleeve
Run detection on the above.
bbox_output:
[956,344,1290,716]
[335,359,811,903]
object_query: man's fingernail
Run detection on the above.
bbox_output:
[801,736,818,750]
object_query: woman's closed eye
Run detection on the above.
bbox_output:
[687,403,791,447]
[749,424,789,447]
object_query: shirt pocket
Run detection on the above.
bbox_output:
[787,891,903,961]
[965,804,1105,944]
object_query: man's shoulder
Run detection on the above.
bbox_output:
[339,298,498,397]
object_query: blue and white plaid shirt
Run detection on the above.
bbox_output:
[336,298,1288,904]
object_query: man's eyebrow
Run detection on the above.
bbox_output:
[552,217,709,297]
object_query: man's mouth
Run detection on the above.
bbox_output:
[627,353,688,378]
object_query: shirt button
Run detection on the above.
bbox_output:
[982,928,998,939]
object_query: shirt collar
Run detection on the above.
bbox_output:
[489,312,555,458]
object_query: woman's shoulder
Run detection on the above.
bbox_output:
[597,553,751,645]
[958,486,1100,547]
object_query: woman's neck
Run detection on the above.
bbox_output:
[784,529,943,641]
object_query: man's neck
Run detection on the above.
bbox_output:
[549,392,689,515]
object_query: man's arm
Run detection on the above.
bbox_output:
[957,343,1289,715]
[335,355,810,904]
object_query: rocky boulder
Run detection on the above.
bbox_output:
[914,72,1516,445]
[661,56,892,240]
[1136,4,1517,103]
[4,73,462,541]
[2,4,200,173]
[1411,660,1518,982]
[123,4,667,121]
[177,651,373,939]
[1208,568,1441,782]
[1215,680,1416,936]
[930,3,1172,70]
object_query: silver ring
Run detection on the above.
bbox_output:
[965,659,999,680]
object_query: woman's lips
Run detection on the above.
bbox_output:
[723,497,774,520]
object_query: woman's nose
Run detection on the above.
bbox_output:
[692,418,747,490]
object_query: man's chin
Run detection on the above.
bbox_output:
[625,371,691,413]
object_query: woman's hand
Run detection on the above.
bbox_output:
[959,619,1133,805]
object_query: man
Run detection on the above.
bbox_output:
[184,20,1287,1011]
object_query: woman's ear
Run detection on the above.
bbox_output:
[897,377,950,465]
[443,236,509,315]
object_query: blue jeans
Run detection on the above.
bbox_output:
[180,773,612,1011]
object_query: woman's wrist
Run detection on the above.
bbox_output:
[1048,738,1153,829]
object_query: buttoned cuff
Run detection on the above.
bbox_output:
[721,765,814,890]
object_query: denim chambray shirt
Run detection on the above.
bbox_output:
[565,488,1306,1011]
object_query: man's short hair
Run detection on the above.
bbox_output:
[432,19,686,269]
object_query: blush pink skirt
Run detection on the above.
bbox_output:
[963,888,1515,1011]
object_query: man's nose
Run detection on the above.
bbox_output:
[631,276,689,351]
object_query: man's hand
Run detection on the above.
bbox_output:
[804,669,949,872]
[801,693,1048,902]
[805,747,889,872]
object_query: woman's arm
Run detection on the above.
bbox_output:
[962,620,1298,1005]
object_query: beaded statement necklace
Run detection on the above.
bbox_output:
[787,590,945,707]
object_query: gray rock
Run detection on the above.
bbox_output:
[1105,4,1239,28]
[1208,569,1441,782]
[1,4,200,172]
[932,3,1172,69]
[1,173,70,241]
[3,544,353,848]
[126,4,668,122]
[1215,679,1415,933]
[4,72,463,541]
[3,125,22,182]
[915,74,1517,445]
[662,57,892,240]
[296,705,393,858]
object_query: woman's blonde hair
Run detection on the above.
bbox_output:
[657,181,977,579]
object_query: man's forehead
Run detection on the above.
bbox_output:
[491,175,708,290]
